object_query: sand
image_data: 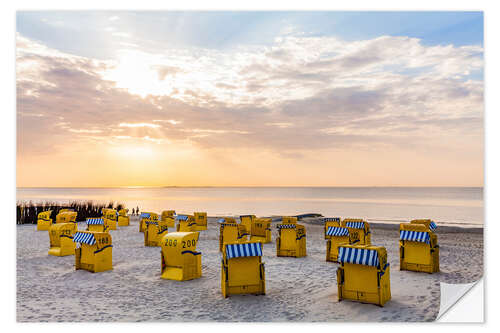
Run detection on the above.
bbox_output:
[16,216,483,322]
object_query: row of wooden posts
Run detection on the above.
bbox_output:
[35,208,439,306]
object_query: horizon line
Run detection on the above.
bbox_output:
[16,185,484,189]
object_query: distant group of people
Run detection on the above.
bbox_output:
[131,206,140,216]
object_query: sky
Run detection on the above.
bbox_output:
[16,11,484,187]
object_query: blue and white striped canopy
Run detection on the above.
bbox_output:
[338,246,379,267]
[324,217,341,222]
[326,226,349,237]
[145,220,158,225]
[345,221,366,229]
[225,242,262,259]
[175,215,189,221]
[73,232,96,245]
[277,224,296,229]
[400,230,430,244]
[140,213,151,219]
[430,221,437,231]
[86,218,104,225]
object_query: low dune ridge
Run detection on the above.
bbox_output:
[17,216,483,322]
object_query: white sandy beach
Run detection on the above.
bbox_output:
[16,216,483,322]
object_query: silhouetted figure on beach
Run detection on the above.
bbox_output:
[132,208,135,215]
[136,206,140,215]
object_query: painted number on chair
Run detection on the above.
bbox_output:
[182,239,196,248]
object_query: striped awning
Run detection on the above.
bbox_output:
[338,246,380,267]
[326,226,349,237]
[175,215,189,221]
[277,224,296,229]
[430,221,437,231]
[345,221,365,229]
[73,232,96,245]
[140,213,151,219]
[324,217,341,222]
[225,242,262,259]
[400,230,430,244]
[145,220,158,225]
[86,218,104,225]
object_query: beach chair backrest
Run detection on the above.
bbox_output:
[239,215,255,233]
[102,209,118,221]
[224,242,262,285]
[161,210,176,220]
[282,216,298,224]
[49,223,76,247]
[410,219,437,232]
[252,218,271,237]
[56,211,77,223]
[118,209,128,216]
[161,232,200,266]
[194,212,207,227]
[38,210,52,220]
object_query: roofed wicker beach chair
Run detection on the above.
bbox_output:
[101,208,118,230]
[239,215,255,234]
[323,217,341,239]
[144,219,169,247]
[218,217,248,252]
[399,223,439,273]
[74,231,113,273]
[139,212,159,232]
[337,244,391,306]
[37,210,53,231]
[55,210,77,224]
[341,218,371,245]
[250,217,272,243]
[221,241,265,298]
[194,212,208,231]
[161,232,201,281]
[161,210,176,228]
[86,217,108,232]
[276,216,306,258]
[410,219,438,232]
[117,208,130,226]
[326,226,356,262]
[48,222,77,256]
[176,214,198,232]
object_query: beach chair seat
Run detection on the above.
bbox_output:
[139,212,159,232]
[161,232,201,281]
[410,219,437,232]
[337,244,391,306]
[399,223,439,273]
[219,218,249,252]
[323,217,341,239]
[86,218,108,232]
[221,241,265,298]
[74,231,113,273]
[176,214,198,232]
[326,226,354,262]
[341,218,371,245]
[161,210,176,228]
[144,220,169,247]
[249,217,272,243]
[101,208,118,230]
[194,212,208,231]
[55,210,77,224]
[37,210,53,231]
[276,217,306,258]
[239,215,255,234]
[117,209,130,226]
[48,222,77,256]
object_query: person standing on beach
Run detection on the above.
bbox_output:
[136,206,140,215]
[132,208,135,215]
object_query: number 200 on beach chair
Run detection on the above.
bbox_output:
[161,232,201,281]
[276,217,306,258]
[73,231,113,273]
[337,245,391,307]
[221,242,266,298]
[399,223,439,273]
[37,210,53,231]
[48,222,77,256]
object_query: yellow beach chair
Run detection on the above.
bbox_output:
[221,241,265,298]
[410,219,438,232]
[48,222,77,256]
[144,220,169,247]
[324,217,341,239]
[341,218,371,245]
[239,215,255,234]
[37,210,53,231]
[55,210,77,224]
[86,218,108,232]
[326,226,355,262]
[176,214,198,232]
[161,232,202,281]
[337,244,391,306]
[276,217,306,258]
[139,212,159,232]
[74,231,113,273]
[218,218,248,252]
[399,223,439,273]
[194,212,208,231]
[161,210,176,228]
[117,209,130,226]
[102,208,118,230]
[250,217,272,243]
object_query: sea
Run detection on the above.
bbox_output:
[16,187,483,227]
